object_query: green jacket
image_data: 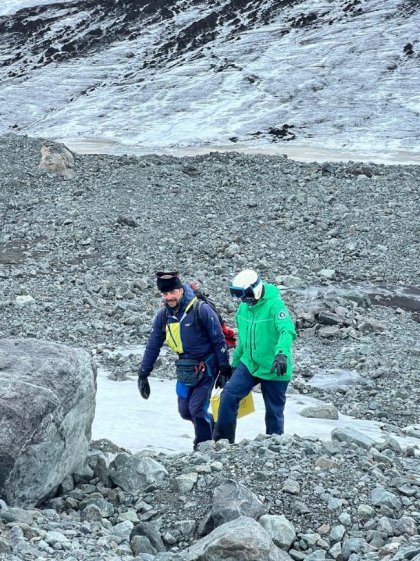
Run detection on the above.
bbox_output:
[232,283,297,381]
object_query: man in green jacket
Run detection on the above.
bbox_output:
[213,269,297,443]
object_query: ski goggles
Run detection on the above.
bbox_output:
[229,285,256,301]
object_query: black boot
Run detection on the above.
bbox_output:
[213,422,236,444]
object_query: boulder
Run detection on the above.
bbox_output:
[259,514,296,549]
[183,516,292,561]
[212,479,267,527]
[0,338,96,506]
[300,404,339,420]
[109,453,168,493]
[38,142,75,177]
[331,427,375,450]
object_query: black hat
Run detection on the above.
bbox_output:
[156,271,183,292]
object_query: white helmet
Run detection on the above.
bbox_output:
[229,269,264,304]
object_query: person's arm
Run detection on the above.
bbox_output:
[139,309,166,376]
[273,303,297,357]
[231,325,243,369]
[231,305,245,368]
[198,303,229,367]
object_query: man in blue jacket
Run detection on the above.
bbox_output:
[138,272,231,449]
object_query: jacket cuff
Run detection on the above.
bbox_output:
[138,368,152,379]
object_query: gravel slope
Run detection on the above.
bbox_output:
[0,133,419,561]
[0,133,419,429]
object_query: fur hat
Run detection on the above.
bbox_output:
[156,271,183,292]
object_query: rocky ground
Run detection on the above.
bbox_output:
[0,133,419,561]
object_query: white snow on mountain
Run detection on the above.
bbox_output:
[0,0,419,160]
[0,0,77,16]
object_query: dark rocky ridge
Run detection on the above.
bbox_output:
[0,0,346,74]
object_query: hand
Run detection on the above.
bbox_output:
[138,377,151,399]
[271,353,288,376]
[215,364,232,389]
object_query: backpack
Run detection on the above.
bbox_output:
[189,282,236,348]
[161,282,236,348]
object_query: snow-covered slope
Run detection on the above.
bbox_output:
[0,0,419,156]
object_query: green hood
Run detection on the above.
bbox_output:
[232,283,297,381]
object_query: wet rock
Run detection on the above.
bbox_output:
[340,291,371,309]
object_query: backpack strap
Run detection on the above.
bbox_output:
[159,306,169,333]
[193,299,205,331]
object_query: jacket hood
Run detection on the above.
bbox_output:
[251,282,280,308]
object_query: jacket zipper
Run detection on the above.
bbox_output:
[250,311,255,362]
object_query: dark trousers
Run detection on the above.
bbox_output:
[215,362,288,440]
[177,369,215,448]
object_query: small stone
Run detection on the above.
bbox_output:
[318,269,336,280]
[276,275,306,288]
[357,504,375,519]
[338,513,352,527]
[282,478,301,495]
[318,326,341,338]
[329,525,346,542]
[371,487,402,511]
[314,457,339,470]
[172,473,198,493]
[15,295,35,307]
[301,404,339,420]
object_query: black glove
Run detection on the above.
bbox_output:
[138,377,151,399]
[271,353,288,376]
[215,364,232,389]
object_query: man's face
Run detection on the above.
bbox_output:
[161,288,184,308]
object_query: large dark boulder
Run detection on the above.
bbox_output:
[183,516,292,561]
[0,338,96,506]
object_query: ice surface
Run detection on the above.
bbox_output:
[92,368,419,454]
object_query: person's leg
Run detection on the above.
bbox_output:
[188,372,215,448]
[213,363,257,443]
[260,380,288,435]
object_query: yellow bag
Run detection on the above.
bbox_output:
[210,390,255,422]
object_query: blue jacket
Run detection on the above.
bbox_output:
[140,285,229,374]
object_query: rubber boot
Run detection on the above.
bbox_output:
[213,422,236,444]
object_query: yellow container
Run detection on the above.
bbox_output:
[210,390,255,422]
